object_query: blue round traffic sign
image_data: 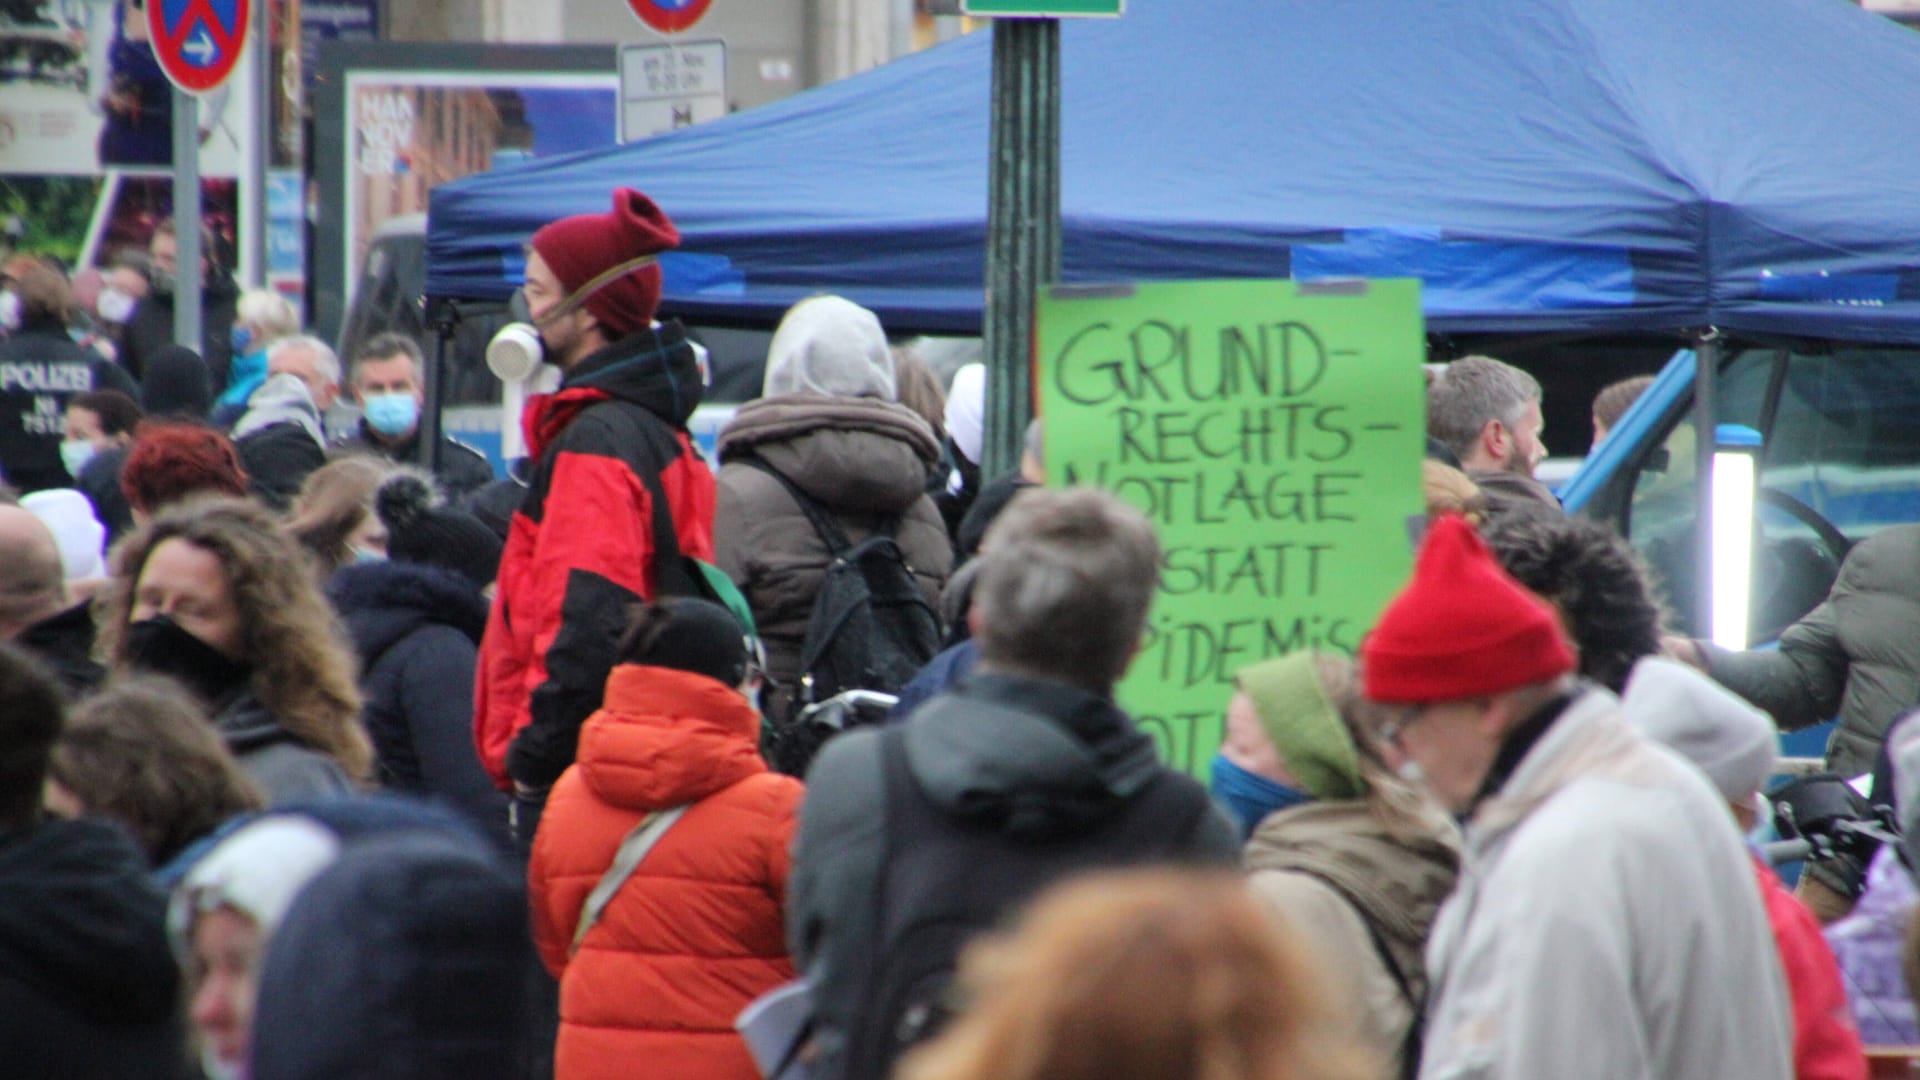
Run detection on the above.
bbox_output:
[627,0,714,34]
[148,0,251,95]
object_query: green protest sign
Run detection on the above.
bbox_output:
[1037,278,1427,775]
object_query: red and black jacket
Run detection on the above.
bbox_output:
[476,323,716,791]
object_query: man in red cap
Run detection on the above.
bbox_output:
[1363,515,1791,1080]
[474,188,717,846]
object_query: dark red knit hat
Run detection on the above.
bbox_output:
[1362,514,1575,704]
[529,188,680,337]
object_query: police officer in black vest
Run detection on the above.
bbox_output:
[0,257,138,494]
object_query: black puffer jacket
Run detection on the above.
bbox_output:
[332,560,507,837]
[249,829,533,1080]
[0,818,191,1078]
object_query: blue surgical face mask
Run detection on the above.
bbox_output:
[230,324,253,356]
[1210,754,1313,839]
[362,392,420,438]
[350,545,386,565]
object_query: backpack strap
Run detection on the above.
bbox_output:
[570,804,689,957]
[1284,865,1425,1080]
[739,454,887,554]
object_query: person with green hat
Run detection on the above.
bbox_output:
[1222,650,1459,1080]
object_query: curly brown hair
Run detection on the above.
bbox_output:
[49,676,265,865]
[97,498,372,781]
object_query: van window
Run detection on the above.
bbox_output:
[1624,347,1920,639]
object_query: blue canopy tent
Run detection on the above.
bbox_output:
[425,0,1920,341]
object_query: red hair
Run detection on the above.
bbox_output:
[121,422,250,515]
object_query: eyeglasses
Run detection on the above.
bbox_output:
[1377,704,1432,749]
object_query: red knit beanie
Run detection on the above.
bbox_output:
[529,188,680,337]
[1362,514,1575,704]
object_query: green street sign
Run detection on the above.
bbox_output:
[960,0,1122,16]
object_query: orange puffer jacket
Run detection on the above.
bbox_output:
[530,664,802,1080]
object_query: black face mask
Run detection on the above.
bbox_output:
[123,615,251,706]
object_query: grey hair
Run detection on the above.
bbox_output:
[973,487,1162,693]
[1426,356,1541,460]
[269,334,342,390]
[235,288,301,342]
[352,332,425,381]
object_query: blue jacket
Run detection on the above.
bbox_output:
[331,561,508,839]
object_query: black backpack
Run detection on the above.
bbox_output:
[744,459,941,774]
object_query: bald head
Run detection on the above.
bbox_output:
[0,508,67,637]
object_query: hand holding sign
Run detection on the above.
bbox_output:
[1038,278,1427,774]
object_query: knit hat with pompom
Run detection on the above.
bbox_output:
[374,472,504,589]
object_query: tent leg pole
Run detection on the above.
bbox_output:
[422,299,457,477]
[981,16,1060,480]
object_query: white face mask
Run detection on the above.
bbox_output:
[59,438,96,478]
[0,290,21,332]
[96,287,136,325]
[200,1045,243,1080]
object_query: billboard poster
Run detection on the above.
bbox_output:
[0,0,261,177]
[341,71,618,308]
[311,44,618,342]
[2,171,242,293]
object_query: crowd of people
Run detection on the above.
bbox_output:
[2,186,1919,1080]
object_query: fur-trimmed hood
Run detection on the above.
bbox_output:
[330,560,490,669]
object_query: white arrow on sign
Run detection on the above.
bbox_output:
[183,27,217,65]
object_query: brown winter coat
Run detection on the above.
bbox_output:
[715,394,951,718]
[1243,800,1459,1076]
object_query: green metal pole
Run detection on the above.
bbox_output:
[981,17,1061,480]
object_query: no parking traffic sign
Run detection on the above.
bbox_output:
[147,0,251,94]
[628,0,714,34]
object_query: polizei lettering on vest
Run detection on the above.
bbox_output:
[0,362,93,394]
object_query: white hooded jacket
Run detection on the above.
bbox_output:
[1418,687,1793,1080]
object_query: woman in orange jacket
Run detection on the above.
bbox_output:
[529,599,801,1080]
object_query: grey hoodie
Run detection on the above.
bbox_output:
[232,372,326,447]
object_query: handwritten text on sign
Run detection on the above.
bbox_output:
[1039,279,1426,774]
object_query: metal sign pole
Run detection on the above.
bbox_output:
[981,17,1060,480]
[251,0,272,288]
[172,90,203,352]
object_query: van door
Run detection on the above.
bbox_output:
[1615,346,1920,643]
